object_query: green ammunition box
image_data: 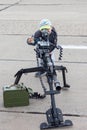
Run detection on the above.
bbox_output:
[3,84,29,107]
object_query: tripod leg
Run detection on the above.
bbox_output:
[14,73,22,85]
[40,68,73,129]
[55,65,70,88]
[62,69,70,88]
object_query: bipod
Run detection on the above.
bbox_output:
[40,72,73,130]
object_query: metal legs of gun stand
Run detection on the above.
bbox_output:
[14,66,73,129]
[14,67,45,85]
[55,65,70,88]
[14,65,69,87]
[40,74,73,130]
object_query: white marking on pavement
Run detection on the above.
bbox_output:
[62,45,87,49]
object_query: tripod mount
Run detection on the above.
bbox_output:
[14,65,73,129]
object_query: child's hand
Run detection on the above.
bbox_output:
[27,36,34,44]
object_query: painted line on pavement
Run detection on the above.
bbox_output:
[62,45,87,49]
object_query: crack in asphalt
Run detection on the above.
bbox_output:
[0,34,87,38]
[0,109,87,118]
[0,0,21,12]
[0,3,87,6]
[9,4,81,6]
[0,59,87,64]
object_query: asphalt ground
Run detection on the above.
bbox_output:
[0,0,87,130]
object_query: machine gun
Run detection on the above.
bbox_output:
[14,31,73,129]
